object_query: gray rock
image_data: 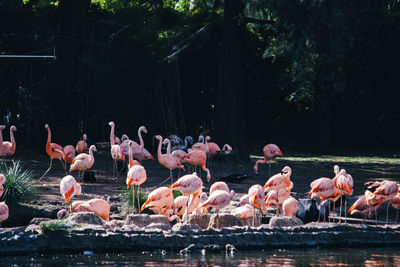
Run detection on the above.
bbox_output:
[66,212,105,225]
[125,214,150,227]
[172,223,201,231]
[188,214,210,229]
[149,215,170,225]
[146,223,172,231]
[29,218,51,225]
[241,211,262,227]
[108,220,125,229]
[269,216,304,227]
[208,214,242,229]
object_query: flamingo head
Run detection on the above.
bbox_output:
[198,135,204,142]
[83,134,87,140]
[10,125,17,131]
[334,165,340,175]
[155,135,162,141]
[139,126,148,134]
[185,136,194,145]
[108,121,114,127]
[121,134,129,141]
[0,125,5,131]
[163,138,170,145]
[89,145,97,153]
[205,136,211,142]
[44,124,49,129]
[280,166,291,176]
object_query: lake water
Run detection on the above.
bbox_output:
[2,247,400,266]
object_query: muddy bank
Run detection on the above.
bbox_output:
[1,214,400,255]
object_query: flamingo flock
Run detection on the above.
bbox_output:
[1,120,400,230]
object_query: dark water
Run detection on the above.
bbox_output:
[2,247,400,266]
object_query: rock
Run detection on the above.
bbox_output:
[145,223,172,231]
[172,223,201,231]
[269,216,304,227]
[188,214,210,229]
[241,211,262,227]
[125,214,150,227]
[208,214,242,229]
[25,224,40,234]
[108,220,125,229]
[29,217,51,225]
[149,215,170,225]
[66,212,105,225]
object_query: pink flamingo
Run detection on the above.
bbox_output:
[109,122,125,180]
[282,197,300,218]
[181,150,211,182]
[164,138,185,177]
[349,194,382,224]
[126,142,147,214]
[365,180,398,224]
[332,168,353,222]
[75,134,88,154]
[69,145,97,180]
[231,204,255,219]
[155,135,184,183]
[131,126,153,161]
[0,174,6,198]
[308,177,341,222]
[253,144,283,176]
[60,175,81,207]
[265,188,291,216]
[191,136,210,154]
[239,194,250,206]
[141,186,174,213]
[39,124,65,180]
[200,189,234,228]
[248,184,267,226]
[210,181,230,195]
[1,125,17,162]
[75,198,110,221]
[63,145,76,168]
[170,172,203,223]
[0,202,9,225]
[391,189,400,224]
[263,166,293,192]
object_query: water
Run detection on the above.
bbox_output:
[2,247,400,266]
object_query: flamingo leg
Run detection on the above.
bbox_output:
[59,159,66,174]
[386,201,390,225]
[39,158,53,180]
[344,195,348,223]
[117,161,125,178]
[268,161,271,177]
[185,195,190,224]
[132,185,135,214]
[252,207,255,227]
[339,196,343,223]
[396,210,399,225]
[375,209,378,225]
[332,200,336,223]
[137,185,141,215]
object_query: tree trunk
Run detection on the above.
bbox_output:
[214,0,248,160]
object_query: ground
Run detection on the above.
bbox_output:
[4,148,400,224]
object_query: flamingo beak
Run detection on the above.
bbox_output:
[279,150,283,157]
[149,154,154,160]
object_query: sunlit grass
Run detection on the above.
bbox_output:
[40,219,73,234]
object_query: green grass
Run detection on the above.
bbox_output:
[124,186,148,212]
[40,219,72,234]
[0,160,37,203]
[250,154,400,165]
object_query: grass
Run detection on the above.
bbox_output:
[0,160,37,203]
[124,186,148,212]
[40,219,72,234]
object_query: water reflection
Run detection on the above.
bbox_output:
[2,247,400,266]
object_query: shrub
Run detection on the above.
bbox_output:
[0,160,36,203]
[40,220,72,234]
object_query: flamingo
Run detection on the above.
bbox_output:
[75,198,111,221]
[308,177,341,222]
[39,124,65,180]
[200,189,234,228]
[60,175,81,207]
[265,188,291,216]
[0,173,6,198]
[332,168,353,222]
[131,126,153,162]
[181,150,211,182]
[248,184,267,226]
[239,194,251,206]
[231,204,255,219]
[349,194,382,224]
[170,172,203,223]
[192,192,208,215]
[63,145,76,168]
[191,135,210,154]
[75,134,88,154]
[391,189,400,224]
[365,180,398,224]
[109,122,125,180]
[263,166,293,192]
[69,145,97,180]
[210,181,230,195]
[155,135,184,183]
[126,142,147,214]
[0,202,9,225]
[1,125,17,162]
[282,197,300,218]
[253,144,283,176]
[141,187,174,214]
[164,138,185,177]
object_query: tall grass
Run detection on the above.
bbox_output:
[124,187,148,212]
[0,160,36,203]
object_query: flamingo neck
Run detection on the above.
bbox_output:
[128,144,135,168]
[157,137,163,158]
[205,138,209,152]
[46,127,52,150]
[110,124,115,146]
[10,128,16,153]
[89,147,95,161]
[0,128,3,154]
[138,127,144,150]
[166,140,171,154]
